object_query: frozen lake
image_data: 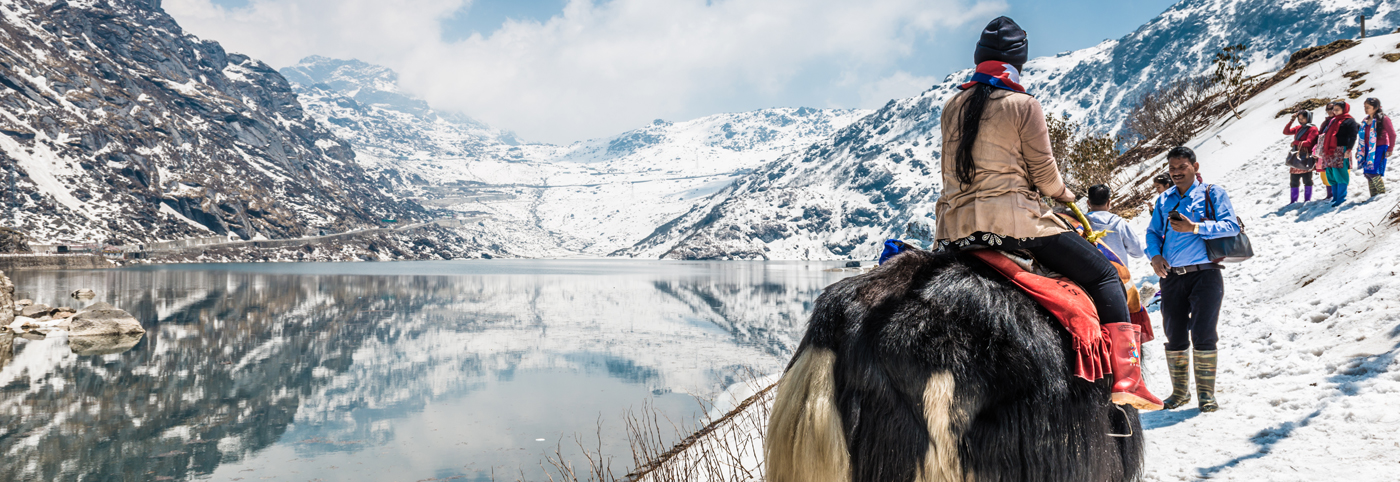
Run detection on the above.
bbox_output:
[0,260,853,481]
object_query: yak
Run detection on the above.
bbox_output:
[765,248,1144,482]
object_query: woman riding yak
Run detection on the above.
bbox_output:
[933,16,1161,411]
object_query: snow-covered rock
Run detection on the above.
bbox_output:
[67,304,144,336]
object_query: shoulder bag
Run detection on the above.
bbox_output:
[1284,125,1318,171]
[1203,185,1254,263]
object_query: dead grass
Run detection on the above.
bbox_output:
[1276,98,1335,119]
[499,375,777,482]
[1383,53,1400,63]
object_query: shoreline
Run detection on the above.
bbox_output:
[0,254,115,271]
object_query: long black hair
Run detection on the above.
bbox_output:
[1365,97,1384,119]
[954,83,994,186]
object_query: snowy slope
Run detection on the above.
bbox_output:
[642,33,1400,481]
[0,0,426,244]
[628,0,1400,260]
[1125,33,1400,481]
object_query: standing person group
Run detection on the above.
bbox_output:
[1286,99,1392,206]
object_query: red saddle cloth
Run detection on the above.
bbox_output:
[969,250,1114,382]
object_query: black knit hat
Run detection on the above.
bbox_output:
[974,16,1028,68]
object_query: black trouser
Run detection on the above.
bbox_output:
[1160,268,1223,351]
[1023,232,1130,326]
[1290,172,1314,188]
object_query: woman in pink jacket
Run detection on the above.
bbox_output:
[1358,97,1394,197]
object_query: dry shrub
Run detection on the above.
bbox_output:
[509,376,777,482]
[1253,39,1361,97]
[1383,53,1400,63]
[1276,98,1334,118]
[1122,76,1223,149]
[1047,114,1121,201]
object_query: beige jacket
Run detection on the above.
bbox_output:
[934,88,1071,242]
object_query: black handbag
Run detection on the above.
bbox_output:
[1203,185,1254,263]
[1284,125,1318,170]
[1285,149,1317,170]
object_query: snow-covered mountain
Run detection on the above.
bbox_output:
[283,56,871,255]
[0,0,426,244]
[626,0,1400,260]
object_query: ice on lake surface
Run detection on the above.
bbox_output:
[0,259,853,482]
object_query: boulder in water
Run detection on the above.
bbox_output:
[19,303,54,318]
[68,305,145,336]
[71,289,96,299]
[68,333,143,356]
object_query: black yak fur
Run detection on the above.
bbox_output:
[766,249,1144,482]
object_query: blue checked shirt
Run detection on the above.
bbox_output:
[1145,181,1241,267]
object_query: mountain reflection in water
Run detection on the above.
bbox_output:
[0,260,849,482]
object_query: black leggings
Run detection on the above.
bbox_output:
[1023,232,1130,326]
[1290,172,1314,188]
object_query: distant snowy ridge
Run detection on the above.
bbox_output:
[631,0,1400,260]
[283,55,871,256]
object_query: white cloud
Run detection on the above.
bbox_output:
[165,0,1005,143]
[859,70,941,108]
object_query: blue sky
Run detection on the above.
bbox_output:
[180,0,1182,143]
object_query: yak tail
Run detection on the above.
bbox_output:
[764,347,849,482]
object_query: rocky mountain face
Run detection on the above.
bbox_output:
[626,0,1398,260]
[0,0,424,245]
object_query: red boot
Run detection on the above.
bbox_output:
[1108,323,1163,411]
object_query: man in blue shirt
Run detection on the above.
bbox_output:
[1145,146,1240,414]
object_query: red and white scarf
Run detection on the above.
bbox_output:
[960,61,1027,94]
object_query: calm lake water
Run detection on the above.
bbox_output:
[0,260,850,482]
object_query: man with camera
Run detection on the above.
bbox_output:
[1145,146,1241,413]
